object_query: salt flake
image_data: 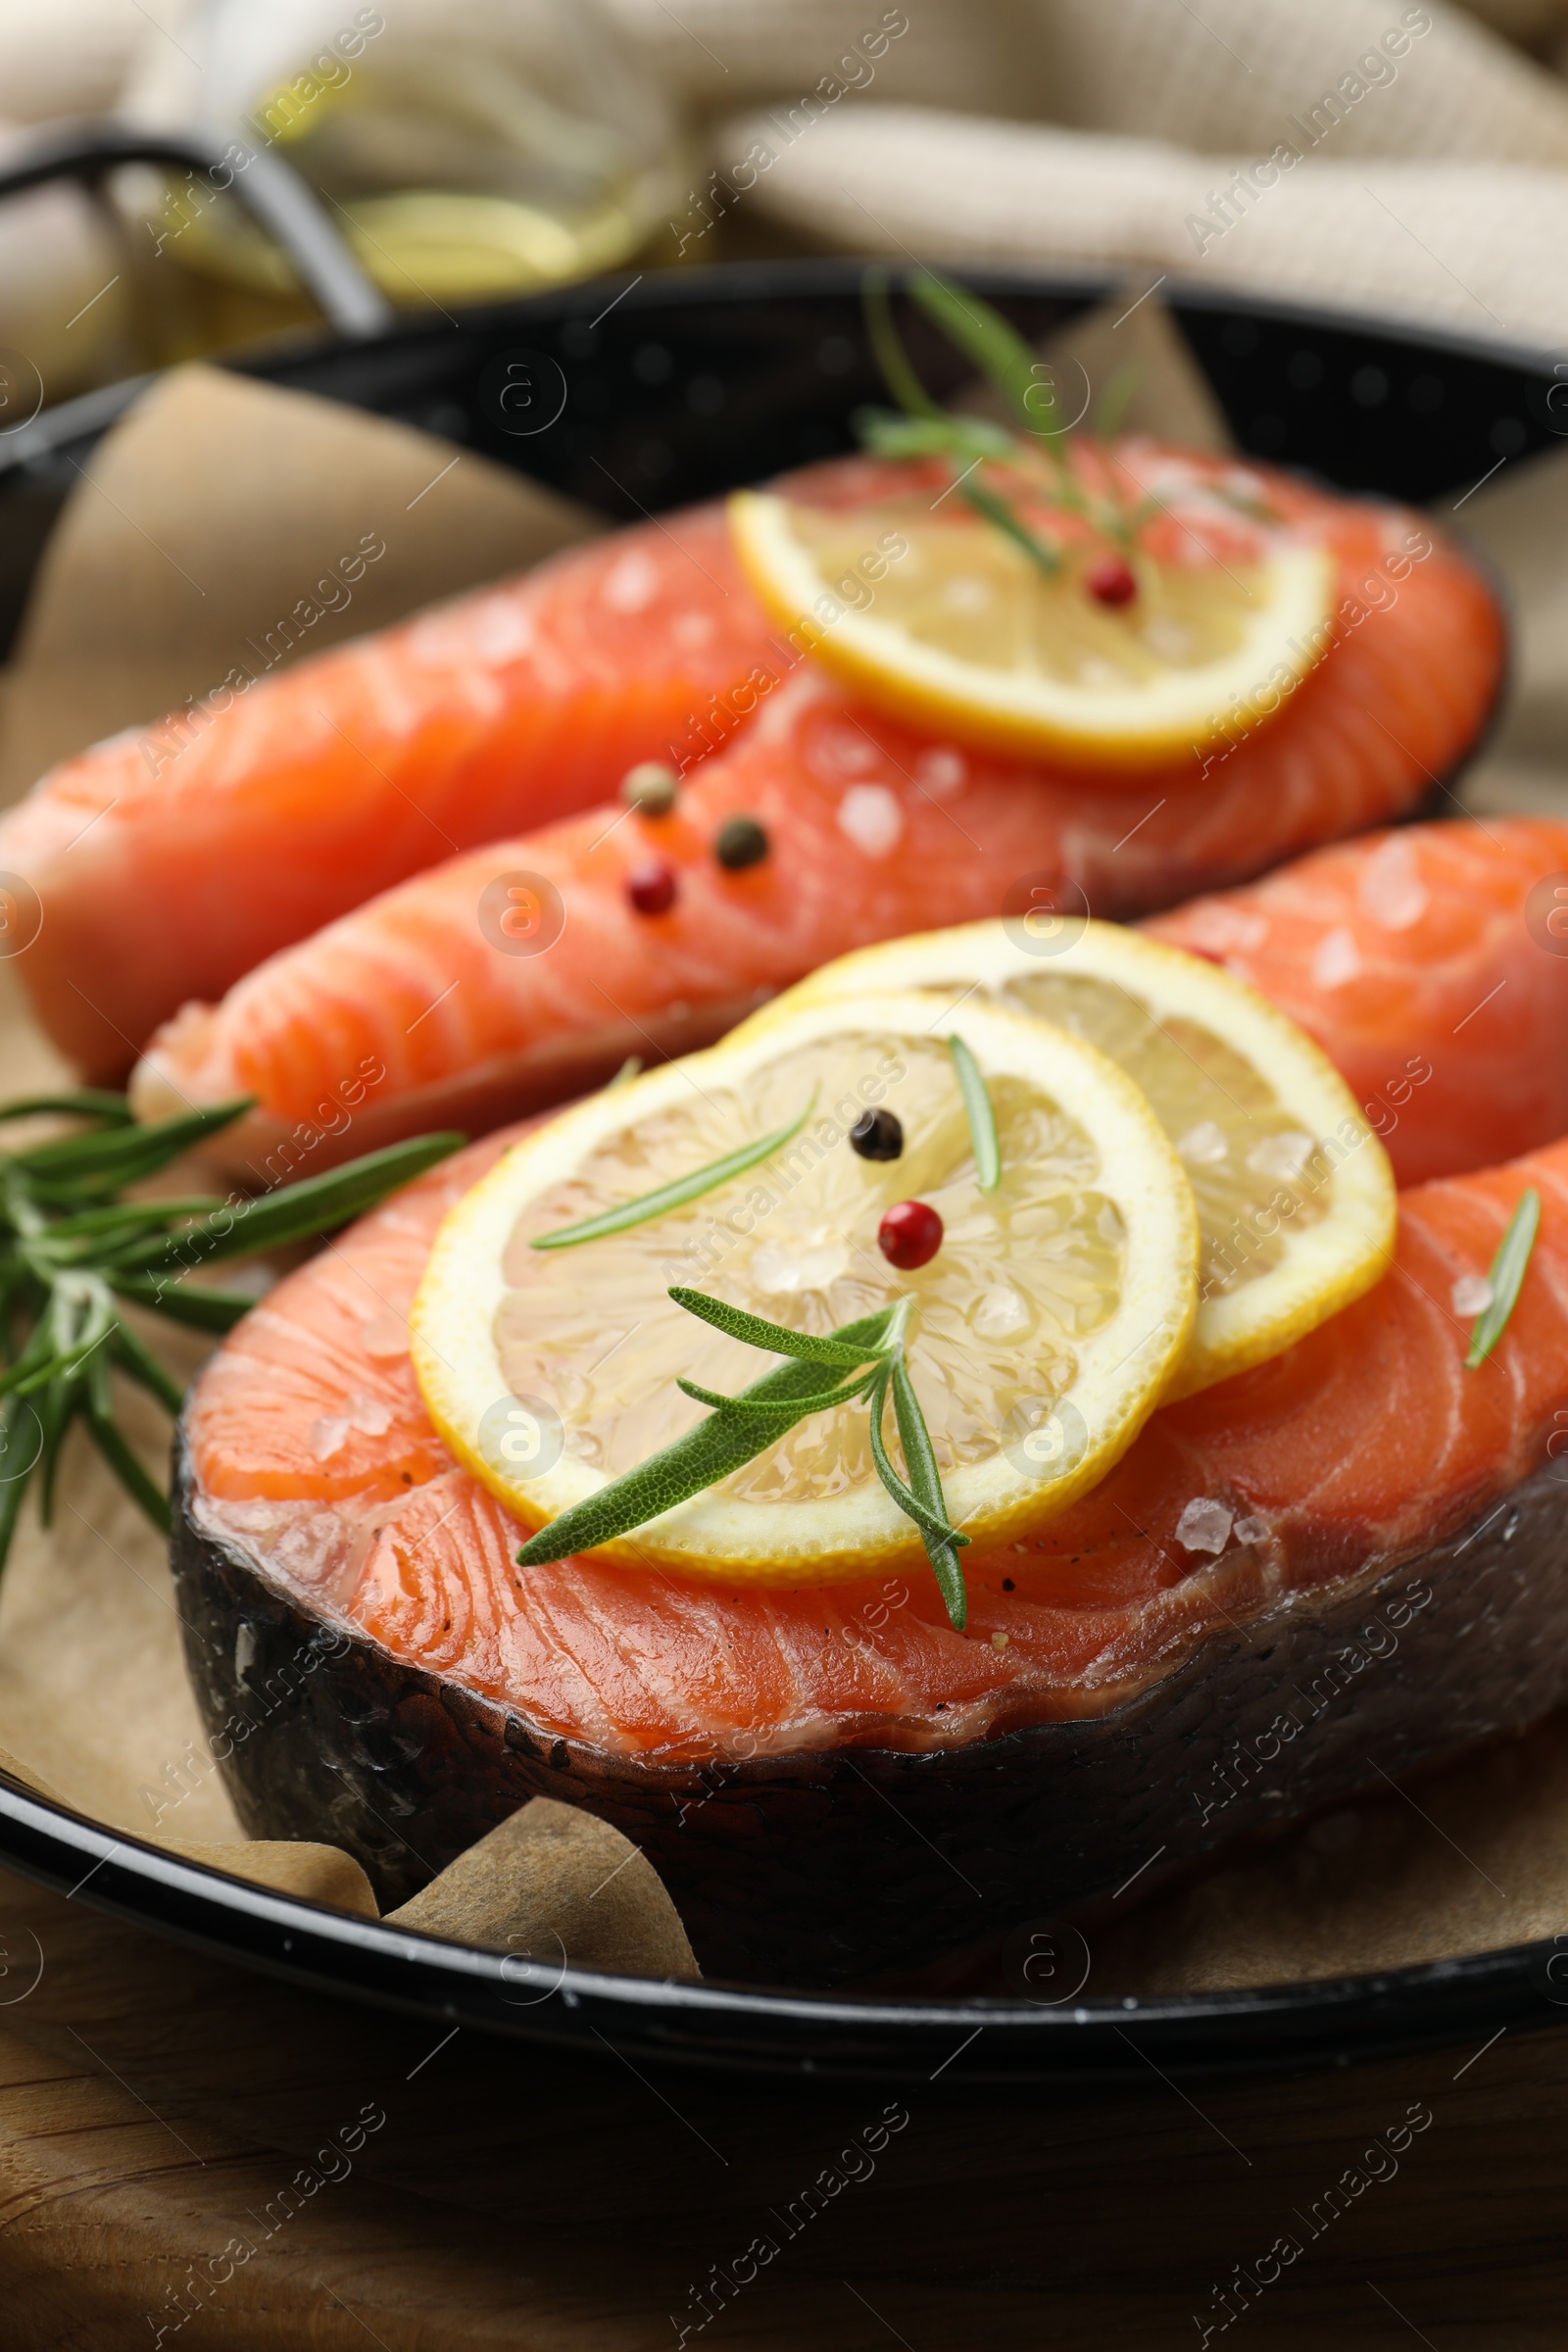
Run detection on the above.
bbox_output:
[837,784,905,859]
[913,746,966,799]
[811,725,879,780]
[344,1392,394,1437]
[941,574,992,613]
[1356,834,1429,931]
[1311,926,1362,989]
[361,1312,410,1358]
[602,550,659,612]
[1175,1496,1234,1554]
[971,1286,1029,1338]
[1181,904,1268,956]
[1177,1119,1229,1167]
[751,1237,850,1294]
[1247,1130,1315,1183]
[1451,1273,1494,1318]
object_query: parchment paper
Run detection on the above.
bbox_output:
[0,362,600,804]
[0,311,1565,1996]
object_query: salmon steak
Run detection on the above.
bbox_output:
[132,458,1504,1184]
[170,833,1568,1984]
[1147,818,1568,1185]
[0,507,776,1077]
[8,441,1501,1090]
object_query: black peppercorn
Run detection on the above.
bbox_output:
[850,1107,903,1161]
[714,812,769,870]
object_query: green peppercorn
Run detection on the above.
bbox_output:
[714,813,769,871]
[621,761,678,817]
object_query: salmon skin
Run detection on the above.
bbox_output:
[173,1119,1568,1983]
[0,508,775,1078]
[132,461,1503,1184]
[1147,817,1568,1187]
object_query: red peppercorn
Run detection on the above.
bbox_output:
[625,857,677,915]
[878,1199,944,1270]
[1085,555,1138,608]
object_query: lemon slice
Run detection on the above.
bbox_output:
[412,993,1198,1585]
[729,486,1334,769]
[742,924,1395,1399]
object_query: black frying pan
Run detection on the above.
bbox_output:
[0,124,1558,2081]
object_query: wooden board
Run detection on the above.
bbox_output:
[0,1860,1563,2348]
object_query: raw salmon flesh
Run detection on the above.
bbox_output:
[0,446,1499,1105]
[170,825,1568,1980]
[0,507,773,1075]
[133,494,1502,1181]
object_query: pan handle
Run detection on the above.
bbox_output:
[0,120,395,340]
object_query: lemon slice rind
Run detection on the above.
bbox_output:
[729,487,1335,769]
[738,924,1396,1400]
[412,992,1199,1583]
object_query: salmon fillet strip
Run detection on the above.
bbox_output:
[187,1118,1568,1764]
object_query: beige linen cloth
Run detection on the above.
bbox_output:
[6,0,1568,357]
[615,0,1568,355]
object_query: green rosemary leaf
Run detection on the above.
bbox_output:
[108,1273,263,1332]
[668,1285,890,1367]
[108,1319,186,1415]
[0,1400,33,1576]
[864,1361,970,1553]
[84,1333,112,1423]
[856,408,1015,464]
[947,1034,1001,1193]
[516,1388,833,1565]
[515,1303,900,1567]
[125,1132,466,1272]
[42,1198,224,1241]
[863,266,945,419]
[906,269,1045,437]
[83,1403,171,1535]
[0,1090,136,1126]
[11,1099,253,1191]
[959,475,1060,575]
[1,1342,69,1399]
[34,1359,77,1528]
[889,1352,967,1630]
[1464,1187,1541,1369]
[0,1107,467,1588]
[531,1097,817,1251]
[676,1367,880,1416]
[10,1285,113,1400]
[0,1298,62,1382]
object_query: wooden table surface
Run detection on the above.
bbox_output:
[0,1863,1561,2348]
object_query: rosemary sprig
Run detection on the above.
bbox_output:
[0,1090,463,1568]
[1463,1188,1541,1369]
[904,267,1056,440]
[514,1288,972,1629]
[860,269,1065,575]
[858,266,1148,571]
[948,1034,1001,1193]
[529,1094,817,1251]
